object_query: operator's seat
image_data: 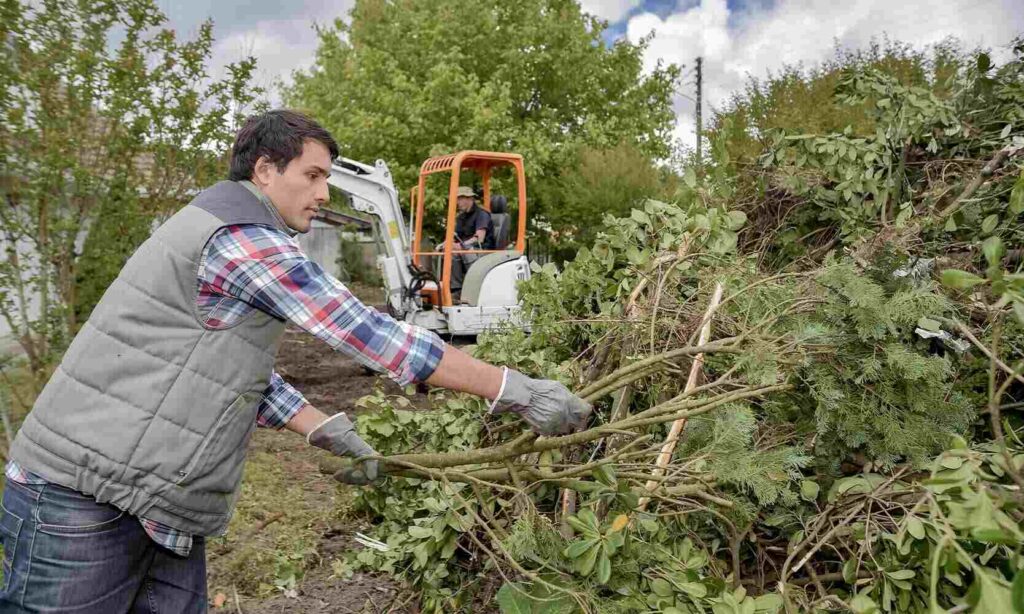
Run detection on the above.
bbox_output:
[461,251,522,306]
[490,195,511,250]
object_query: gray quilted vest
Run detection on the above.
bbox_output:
[10,180,292,536]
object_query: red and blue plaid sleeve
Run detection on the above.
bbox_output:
[257,372,308,429]
[201,225,446,390]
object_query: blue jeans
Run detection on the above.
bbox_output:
[0,480,207,613]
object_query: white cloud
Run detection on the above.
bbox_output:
[210,20,323,103]
[579,0,643,23]
[182,0,357,106]
[626,0,1024,149]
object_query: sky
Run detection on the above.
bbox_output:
[162,0,1024,149]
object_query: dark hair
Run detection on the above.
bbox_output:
[228,109,339,181]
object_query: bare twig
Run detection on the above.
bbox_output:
[938,144,1021,218]
[640,282,724,510]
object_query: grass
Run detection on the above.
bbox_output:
[206,429,357,598]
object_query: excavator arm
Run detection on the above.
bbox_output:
[327,157,413,315]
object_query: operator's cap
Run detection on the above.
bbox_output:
[456,186,475,198]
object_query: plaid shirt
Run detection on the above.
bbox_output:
[7,221,446,556]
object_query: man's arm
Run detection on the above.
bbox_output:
[425,345,503,398]
[284,404,331,436]
[204,224,589,482]
[462,211,490,247]
[201,224,446,387]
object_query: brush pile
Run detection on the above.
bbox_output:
[324,46,1024,614]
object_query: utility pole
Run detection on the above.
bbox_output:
[695,56,703,173]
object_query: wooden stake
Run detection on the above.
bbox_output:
[638,282,724,511]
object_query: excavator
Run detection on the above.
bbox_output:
[326,151,531,336]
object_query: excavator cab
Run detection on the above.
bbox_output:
[410,151,528,308]
[327,151,530,336]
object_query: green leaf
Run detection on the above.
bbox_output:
[971,527,1015,544]
[593,464,616,486]
[650,578,674,597]
[684,167,697,189]
[495,583,532,614]
[577,508,599,532]
[677,581,707,598]
[940,456,963,469]
[981,214,999,234]
[566,516,598,538]
[906,516,926,540]
[1010,171,1024,215]
[408,525,433,539]
[885,569,915,580]
[1011,569,1024,612]
[1014,300,1024,325]
[842,560,858,583]
[576,543,599,575]
[564,538,597,559]
[940,269,986,290]
[982,236,1006,267]
[975,569,1014,613]
[849,593,878,614]
[371,421,396,437]
[916,317,941,332]
[753,594,783,613]
[595,551,611,584]
[726,210,747,230]
[800,480,820,502]
[977,52,991,72]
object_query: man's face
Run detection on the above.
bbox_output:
[456,195,474,213]
[251,139,331,233]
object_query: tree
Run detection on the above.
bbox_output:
[0,0,261,386]
[707,39,960,166]
[286,0,679,242]
[533,141,676,261]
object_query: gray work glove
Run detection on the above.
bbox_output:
[489,368,592,436]
[307,413,381,485]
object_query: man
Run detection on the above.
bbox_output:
[449,186,494,293]
[0,110,590,613]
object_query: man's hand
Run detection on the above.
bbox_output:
[489,368,592,435]
[307,413,381,485]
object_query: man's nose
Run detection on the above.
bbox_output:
[315,178,329,203]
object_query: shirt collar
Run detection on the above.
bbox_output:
[238,180,299,237]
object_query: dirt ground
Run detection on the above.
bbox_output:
[209,285,427,613]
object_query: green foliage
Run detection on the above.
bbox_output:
[74,182,153,323]
[519,196,745,359]
[762,67,957,239]
[532,141,677,261]
[679,404,809,507]
[337,232,382,286]
[336,39,1024,614]
[798,261,973,468]
[709,40,952,168]
[286,0,679,245]
[713,38,1024,270]
[0,0,261,382]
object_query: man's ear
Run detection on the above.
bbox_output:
[252,156,275,187]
